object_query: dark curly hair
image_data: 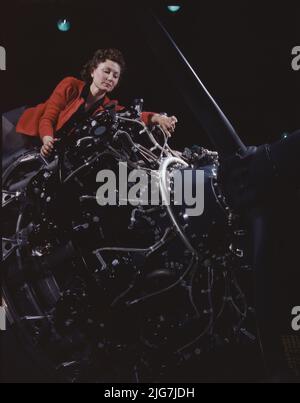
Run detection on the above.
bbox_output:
[81,48,126,83]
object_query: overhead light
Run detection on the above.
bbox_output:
[281,132,289,140]
[57,19,71,32]
[167,5,181,13]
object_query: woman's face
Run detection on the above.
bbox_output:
[91,59,121,93]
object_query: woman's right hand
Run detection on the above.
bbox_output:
[41,136,56,157]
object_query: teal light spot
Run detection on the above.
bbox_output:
[167,5,181,13]
[57,19,71,32]
[281,132,289,140]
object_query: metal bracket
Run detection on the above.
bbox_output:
[2,237,19,261]
[2,225,32,262]
[2,190,22,208]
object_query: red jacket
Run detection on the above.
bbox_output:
[16,76,155,139]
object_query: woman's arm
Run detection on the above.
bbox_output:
[38,77,79,157]
[140,112,178,136]
[38,77,77,139]
[150,113,178,137]
[41,136,57,158]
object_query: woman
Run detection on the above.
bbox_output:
[16,48,178,157]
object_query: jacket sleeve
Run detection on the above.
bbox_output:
[141,111,156,126]
[38,77,78,139]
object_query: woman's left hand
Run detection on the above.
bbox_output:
[151,114,178,137]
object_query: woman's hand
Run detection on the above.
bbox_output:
[151,114,178,137]
[41,136,56,158]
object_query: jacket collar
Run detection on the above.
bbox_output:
[80,82,111,106]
